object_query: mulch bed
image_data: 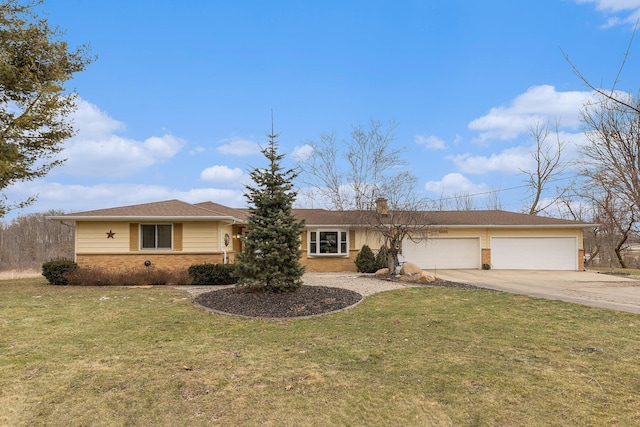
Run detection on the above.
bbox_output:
[194,278,483,318]
[194,285,363,318]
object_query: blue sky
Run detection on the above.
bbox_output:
[4,0,640,219]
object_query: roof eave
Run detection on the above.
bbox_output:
[435,223,598,229]
[47,215,244,222]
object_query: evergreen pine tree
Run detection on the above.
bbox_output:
[235,127,305,292]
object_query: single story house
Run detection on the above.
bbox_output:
[49,199,593,272]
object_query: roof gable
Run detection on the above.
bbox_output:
[49,199,241,221]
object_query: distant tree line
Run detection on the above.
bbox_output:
[0,210,74,271]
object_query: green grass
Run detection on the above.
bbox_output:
[2,278,640,426]
[588,266,640,275]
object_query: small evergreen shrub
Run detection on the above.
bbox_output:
[188,263,238,285]
[355,245,377,273]
[375,245,389,270]
[42,260,77,285]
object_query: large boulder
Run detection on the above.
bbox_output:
[374,268,390,277]
[400,262,422,276]
[419,271,436,282]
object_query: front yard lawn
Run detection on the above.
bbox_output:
[1,277,639,426]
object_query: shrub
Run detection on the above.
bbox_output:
[188,263,238,285]
[375,245,389,270]
[42,260,77,285]
[355,245,377,273]
[64,267,191,286]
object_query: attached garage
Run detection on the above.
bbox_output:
[402,237,481,270]
[491,237,578,270]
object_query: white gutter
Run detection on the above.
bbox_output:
[46,215,243,222]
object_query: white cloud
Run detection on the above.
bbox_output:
[292,144,314,162]
[468,85,593,143]
[424,173,490,196]
[216,137,261,156]
[59,99,186,177]
[574,0,640,26]
[3,180,246,218]
[415,134,446,150]
[575,0,640,12]
[448,146,533,175]
[200,165,244,184]
[72,99,124,138]
[63,134,185,177]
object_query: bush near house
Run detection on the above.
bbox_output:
[64,267,190,286]
[375,245,389,270]
[42,260,77,285]
[188,263,238,285]
[355,245,378,273]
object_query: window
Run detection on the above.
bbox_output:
[308,230,348,256]
[141,224,172,249]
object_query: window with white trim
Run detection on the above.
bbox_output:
[308,230,348,256]
[141,224,172,249]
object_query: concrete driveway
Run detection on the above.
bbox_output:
[434,269,640,314]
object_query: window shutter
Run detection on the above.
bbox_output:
[173,223,183,251]
[130,223,139,251]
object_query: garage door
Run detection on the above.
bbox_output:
[402,237,480,269]
[491,237,577,270]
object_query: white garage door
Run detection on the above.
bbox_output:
[491,237,577,270]
[402,237,481,269]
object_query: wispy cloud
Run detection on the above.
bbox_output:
[448,146,533,175]
[292,144,314,162]
[216,137,261,156]
[415,134,446,150]
[574,0,640,27]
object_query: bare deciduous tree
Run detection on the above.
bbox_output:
[299,119,429,273]
[587,189,635,269]
[453,191,475,211]
[300,119,404,211]
[0,210,74,270]
[562,24,640,115]
[484,190,503,210]
[581,94,640,216]
[521,118,568,216]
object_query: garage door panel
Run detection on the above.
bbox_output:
[491,237,576,270]
[402,237,480,269]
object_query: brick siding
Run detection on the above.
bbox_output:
[77,253,234,272]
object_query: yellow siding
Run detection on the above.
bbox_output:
[486,227,583,249]
[355,227,385,250]
[76,222,131,253]
[220,224,234,250]
[355,226,584,253]
[182,222,218,252]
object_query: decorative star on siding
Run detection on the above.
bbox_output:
[106,230,116,239]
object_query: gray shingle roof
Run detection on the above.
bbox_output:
[48,199,244,221]
[49,200,592,228]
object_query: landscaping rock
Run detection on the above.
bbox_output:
[375,268,390,276]
[400,262,422,275]
[420,271,436,282]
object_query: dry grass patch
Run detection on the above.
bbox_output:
[1,277,640,426]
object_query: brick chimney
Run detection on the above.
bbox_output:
[375,197,388,215]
